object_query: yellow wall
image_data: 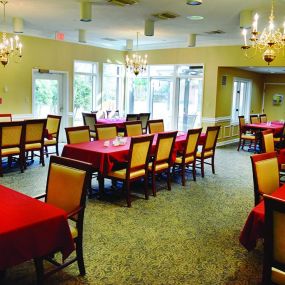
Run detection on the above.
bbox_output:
[216,67,264,117]
[0,35,124,114]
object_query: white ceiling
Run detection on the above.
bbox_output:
[1,0,285,51]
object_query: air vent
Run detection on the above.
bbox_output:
[205,30,225,34]
[101,37,117,41]
[107,0,138,6]
[152,12,179,20]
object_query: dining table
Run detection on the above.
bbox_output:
[239,184,285,251]
[61,132,206,193]
[245,122,284,135]
[97,118,126,129]
[0,184,74,270]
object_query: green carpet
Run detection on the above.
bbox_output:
[1,145,263,284]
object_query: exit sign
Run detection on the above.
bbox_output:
[55,32,65,41]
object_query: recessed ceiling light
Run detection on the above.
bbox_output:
[187,0,202,5]
[187,15,204,20]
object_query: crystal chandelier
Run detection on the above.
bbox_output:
[241,0,285,65]
[0,0,23,67]
[125,32,147,76]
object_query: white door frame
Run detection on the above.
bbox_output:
[32,69,69,142]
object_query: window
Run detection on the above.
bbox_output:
[231,78,252,123]
[126,64,204,131]
[102,63,124,115]
[73,61,98,125]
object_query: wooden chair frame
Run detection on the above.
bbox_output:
[95,123,118,140]
[251,151,280,206]
[124,120,143,137]
[261,129,275,153]
[44,114,61,157]
[34,156,92,284]
[24,119,47,168]
[147,119,164,134]
[126,113,139,121]
[106,135,154,207]
[259,114,267,123]
[237,115,256,151]
[149,131,177,196]
[138,113,150,134]
[172,128,202,185]
[250,114,260,124]
[263,194,285,285]
[0,114,12,122]
[82,112,97,140]
[195,126,220,178]
[0,121,25,176]
[65,126,90,144]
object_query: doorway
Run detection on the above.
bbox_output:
[32,69,68,142]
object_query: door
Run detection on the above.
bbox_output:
[33,71,67,142]
[150,78,174,130]
[177,78,203,131]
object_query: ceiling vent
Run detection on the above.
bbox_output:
[152,12,179,20]
[107,0,138,6]
[205,30,225,35]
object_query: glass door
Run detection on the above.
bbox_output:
[177,78,203,131]
[33,71,66,141]
[150,78,174,130]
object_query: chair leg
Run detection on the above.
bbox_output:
[181,164,186,186]
[34,258,44,285]
[201,158,205,178]
[166,169,171,190]
[75,239,86,276]
[211,156,215,174]
[151,172,156,197]
[56,143,59,156]
[237,138,241,151]
[40,149,45,167]
[125,181,131,207]
[192,161,196,181]
[144,176,149,200]
[45,145,48,158]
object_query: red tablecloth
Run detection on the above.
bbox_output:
[245,123,284,135]
[97,118,126,129]
[0,185,74,270]
[239,184,285,251]
[62,132,206,176]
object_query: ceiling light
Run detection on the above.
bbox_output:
[187,15,204,20]
[145,19,154,36]
[0,1,23,67]
[188,34,196,47]
[241,0,285,65]
[80,2,92,22]
[187,0,202,5]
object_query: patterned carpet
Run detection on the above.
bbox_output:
[1,144,264,285]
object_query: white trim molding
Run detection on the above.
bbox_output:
[13,114,34,120]
[202,116,231,123]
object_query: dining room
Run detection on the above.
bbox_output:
[1,0,285,284]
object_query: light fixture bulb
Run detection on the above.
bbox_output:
[186,0,202,5]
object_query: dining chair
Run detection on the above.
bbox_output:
[0,121,25,176]
[107,110,119,118]
[65,126,90,144]
[196,125,220,178]
[34,155,92,283]
[251,151,280,205]
[274,123,285,150]
[95,123,117,140]
[0,113,12,122]
[259,113,267,123]
[106,135,154,207]
[237,115,256,151]
[250,114,260,124]
[147,119,164,134]
[82,112,97,140]
[126,113,139,121]
[138,113,150,134]
[44,114,61,157]
[172,128,202,185]
[261,129,275,153]
[24,119,47,168]
[148,131,177,196]
[124,120,143,137]
[263,194,285,285]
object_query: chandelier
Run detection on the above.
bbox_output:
[125,32,147,76]
[241,0,285,65]
[0,0,23,67]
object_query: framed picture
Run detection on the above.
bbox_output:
[272,94,284,105]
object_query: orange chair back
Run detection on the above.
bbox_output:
[25,119,46,144]
[46,115,61,138]
[185,128,202,156]
[65,126,90,144]
[262,130,275,153]
[95,124,117,140]
[148,119,164,134]
[204,126,220,152]
[125,120,142,137]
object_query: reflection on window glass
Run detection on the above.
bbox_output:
[151,79,173,129]
[35,79,59,118]
[74,62,93,73]
[127,78,148,113]
[102,64,124,117]
[149,65,174,77]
